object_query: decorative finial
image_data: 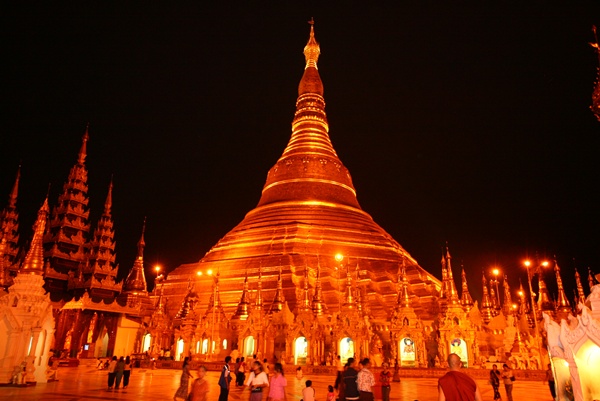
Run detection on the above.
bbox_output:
[303,18,320,69]
[8,165,21,208]
[78,123,89,164]
[137,217,146,259]
[590,26,600,122]
[104,176,114,214]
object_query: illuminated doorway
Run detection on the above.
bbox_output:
[244,336,255,357]
[449,338,468,367]
[202,339,209,354]
[176,338,184,361]
[294,337,308,365]
[399,337,416,367]
[339,337,354,365]
[142,333,152,353]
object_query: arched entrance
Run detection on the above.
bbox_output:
[450,338,468,367]
[176,338,184,361]
[339,337,354,365]
[244,336,255,357]
[294,337,308,365]
[399,337,416,367]
[142,333,152,353]
[202,339,209,354]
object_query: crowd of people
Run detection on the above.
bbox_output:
[104,355,133,390]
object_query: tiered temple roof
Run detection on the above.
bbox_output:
[0,167,21,287]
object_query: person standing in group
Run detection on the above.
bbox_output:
[501,364,514,401]
[263,358,270,376]
[237,357,246,386]
[267,363,287,401]
[174,356,193,401]
[545,364,556,400]
[379,362,392,401]
[107,356,118,390]
[327,385,335,401]
[218,356,232,401]
[189,366,210,401]
[438,353,482,401]
[115,357,126,389]
[489,364,502,401]
[342,358,360,401]
[246,361,269,401]
[357,358,375,401]
[334,355,343,391]
[123,356,132,389]
[302,380,316,401]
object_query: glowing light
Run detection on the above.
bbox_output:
[335,253,343,262]
[197,271,203,276]
[207,269,213,276]
[564,361,569,367]
[492,268,499,276]
[518,291,524,296]
[524,260,531,267]
[512,304,517,310]
[541,261,549,267]
[154,265,161,273]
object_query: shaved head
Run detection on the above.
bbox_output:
[447,353,462,369]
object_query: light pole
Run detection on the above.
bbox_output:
[523,259,548,367]
[492,268,501,308]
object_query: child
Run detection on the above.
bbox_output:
[296,366,303,379]
[302,380,315,401]
[327,385,335,401]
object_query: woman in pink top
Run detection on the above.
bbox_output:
[267,363,287,401]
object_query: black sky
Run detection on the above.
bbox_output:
[1,3,599,301]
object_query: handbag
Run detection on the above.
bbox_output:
[510,376,515,382]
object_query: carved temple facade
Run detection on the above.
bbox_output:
[1,24,599,396]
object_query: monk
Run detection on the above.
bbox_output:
[438,353,482,401]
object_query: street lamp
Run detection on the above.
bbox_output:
[491,268,501,308]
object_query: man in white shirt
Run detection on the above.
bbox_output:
[356,358,375,401]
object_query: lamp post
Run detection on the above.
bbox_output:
[492,268,501,308]
[523,259,548,367]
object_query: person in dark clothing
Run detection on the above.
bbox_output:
[218,356,232,401]
[342,358,359,401]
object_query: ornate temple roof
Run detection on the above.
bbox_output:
[166,23,442,320]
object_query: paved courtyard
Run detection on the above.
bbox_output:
[0,366,553,401]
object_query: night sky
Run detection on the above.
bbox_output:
[1,3,599,302]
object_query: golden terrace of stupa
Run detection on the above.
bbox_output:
[161,24,442,322]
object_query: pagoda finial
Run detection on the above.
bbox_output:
[460,265,474,311]
[312,255,326,316]
[255,263,263,311]
[270,262,285,313]
[439,253,447,299]
[537,267,554,313]
[480,273,493,324]
[122,218,148,293]
[588,267,597,292]
[303,18,320,70]
[8,165,20,208]
[590,25,600,122]
[104,176,113,215]
[444,243,459,304]
[233,271,251,320]
[502,275,513,316]
[20,196,49,275]
[78,123,90,165]
[554,258,571,315]
[574,266,586,302]
[398,260,411,309]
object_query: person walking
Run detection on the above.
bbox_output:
[342,358,359,401]
[218,356,232,401]
[237,357,246,387]
[334,355,343,391]
[246,361,269,401]
[357,358,375,401]
[489,364,502,400]
[115,356,125,389]
[501,364,514,401]
[174,356,193,401]
[545,364,556,400]
[438,353,482,401]
[123,356,132,389]
[379,362,392,401]
[107,356,117,390]
[189,366,210,401]
[267,363,287,401]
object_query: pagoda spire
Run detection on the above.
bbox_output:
[0,166,21,272]
[553,258,571,316]
[270,263,286,313]
[343,260,356,309]
[255,264,264,311]
[233,271,251,320]
[480,274,494,324]
[590,25,600,122]
[444,244,460,304]
[20,196,49,275]
[257,21,360,209]
[122,218,148,293]
[460,266,474,311]
[588,267,597,292]
[574,268,586,302]
[439,253,447,299]
[398,261,411,309]
[537,269,554,313]
[78,123,90,164]
[312,257,326,316]
[298,263,312,312]
[502,275,513,316]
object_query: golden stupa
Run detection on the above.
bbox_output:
[165,24,442,321]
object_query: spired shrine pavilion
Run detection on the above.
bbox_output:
[1,23,600,400]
